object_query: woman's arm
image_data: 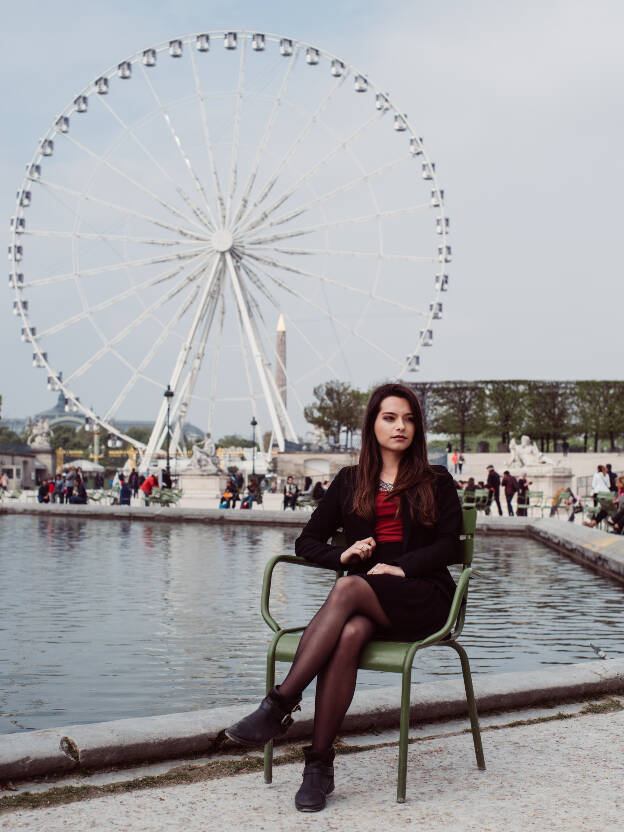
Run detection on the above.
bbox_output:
[295,468,350,570]
[393,470,462,579]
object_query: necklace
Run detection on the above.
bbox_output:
[379,479,394,492]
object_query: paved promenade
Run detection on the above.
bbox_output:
[3,695,623,830]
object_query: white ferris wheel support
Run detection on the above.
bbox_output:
[10,30,450,472]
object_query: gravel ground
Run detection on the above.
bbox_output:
[4,707,623,831]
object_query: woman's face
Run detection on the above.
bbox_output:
[373,396,416,453]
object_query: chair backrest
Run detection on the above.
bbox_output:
[460,507,477,567]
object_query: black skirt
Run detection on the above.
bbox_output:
[350,542,456,642]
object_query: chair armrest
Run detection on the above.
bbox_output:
[401,567,473,667]
[261,555,344,633]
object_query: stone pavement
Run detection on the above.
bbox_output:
[3,696,623,831]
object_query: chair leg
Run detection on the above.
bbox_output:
[397,665,412,803]
[448,641,486,770]
[264,647,277,784]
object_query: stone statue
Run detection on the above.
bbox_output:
[508,435,554,468]
[181,432,220,473]
[28,417,51,449]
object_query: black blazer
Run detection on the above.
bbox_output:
[295,465,462,580]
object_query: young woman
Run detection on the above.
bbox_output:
[226,383,462,812]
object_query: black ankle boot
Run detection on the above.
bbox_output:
[294,746,335,812]
[224,687,301,747]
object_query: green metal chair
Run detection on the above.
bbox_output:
[474,488,490,513]
[260,507,485,803]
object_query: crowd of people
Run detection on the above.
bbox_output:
[218,473,330,510]
[453,461,623,531]
[32,467,175,507]
[36,466,88,504]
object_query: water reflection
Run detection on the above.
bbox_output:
[1,516,622,733]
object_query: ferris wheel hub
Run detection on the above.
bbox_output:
[212,229,234,253]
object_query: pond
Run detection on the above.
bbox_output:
[1,514,622,733]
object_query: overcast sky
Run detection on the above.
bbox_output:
[1,0,621,434]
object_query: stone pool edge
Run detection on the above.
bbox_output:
[2,658,623,785]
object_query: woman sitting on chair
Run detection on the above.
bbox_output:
[226,383,462,812]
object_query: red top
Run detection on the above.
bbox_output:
[375,491,403,543]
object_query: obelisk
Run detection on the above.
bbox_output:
[276,313,286,407]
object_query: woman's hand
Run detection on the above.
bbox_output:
[340,537,376,565]
[367,563,405,577]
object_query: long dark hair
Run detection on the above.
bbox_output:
[352,383,437,525]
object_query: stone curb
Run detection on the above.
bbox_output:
[2,659,623,785]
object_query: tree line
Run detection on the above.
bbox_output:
[304,380,624,452]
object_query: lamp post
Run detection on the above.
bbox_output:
[164,385,174,477]
[250,416,258,476]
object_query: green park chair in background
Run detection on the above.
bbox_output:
[474,488,490,513]
[260,507,485,803]
[518,490,544,517]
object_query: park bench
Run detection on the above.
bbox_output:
[260,506,485,803]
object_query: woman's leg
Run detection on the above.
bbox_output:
[311,614,376,751]
[278,576,390,701]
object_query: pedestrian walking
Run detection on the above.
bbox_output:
[451,450,459,473]
[128,468,139,499]
[501,470,518,516]
[486,465,503,516]
[119,474,132,506]
[226,383,463,813]
[458,454,465,474]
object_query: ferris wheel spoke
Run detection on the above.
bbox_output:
[28,246,208,288]
[61,133,207,235]
[243,253,404,368]
[138,63,215,230]
[65,255,212,386]
[262,245,434,263]
[240,110,382,235]
[231,49,298,227]
[141,254,222,470]
[225,36,247,226]
[236,74,347,229]
[206,295,226,436]
[252,155,412,233]
[97,92,215,233]
[189,46,226,226]
[246,203,430,246]
[24,229,201,247]
[37,256,203,339]
[243,254,425,315]
[37,179,208,241]
[104,282,202,422]
[233,290,261,434]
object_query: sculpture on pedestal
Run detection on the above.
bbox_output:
[507,435,554,468]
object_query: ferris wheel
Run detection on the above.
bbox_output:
[9,30,450,470]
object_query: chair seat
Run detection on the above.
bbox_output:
[274,631,425,673]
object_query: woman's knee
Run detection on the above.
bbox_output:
[330,575,367,606]
[336,615,375,654]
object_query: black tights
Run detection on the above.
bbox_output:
[278,575,391,752]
